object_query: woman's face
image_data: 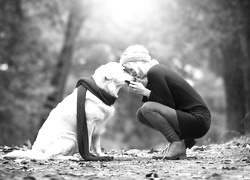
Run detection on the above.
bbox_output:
[123,62,146,80]
[123,63,138,77]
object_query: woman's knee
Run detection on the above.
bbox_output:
[140,102,155,116]
[141,102,180,132]
[136,108,146,123]
[142,102,177,119]
[136,108,154,128]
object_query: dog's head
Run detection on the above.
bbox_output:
[92,62,135,97]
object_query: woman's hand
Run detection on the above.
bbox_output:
[129,81,151,97]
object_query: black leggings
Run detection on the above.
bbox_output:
[136,102,180,142]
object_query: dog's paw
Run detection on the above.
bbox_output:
[54,155,80,161]
[92,148,107,157]
[95,151,106,157]
[68,156,80,161]
[100,155,114,161]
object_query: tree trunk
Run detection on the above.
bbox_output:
[240,34,250,109]
[222,37,246,134]
[243,1,250,114]
[39,1,85,127]
[238,0,250,133]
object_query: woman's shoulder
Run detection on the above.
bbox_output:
[148,64,185,84]
[148,64,174,76]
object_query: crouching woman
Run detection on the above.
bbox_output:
[119,45,211,160]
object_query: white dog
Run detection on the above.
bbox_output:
[4,62,134,160]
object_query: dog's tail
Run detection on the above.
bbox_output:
[3,150,48,160]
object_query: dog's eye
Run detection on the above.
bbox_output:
[123,68,129,73]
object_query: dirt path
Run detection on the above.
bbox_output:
[1,137,250,180]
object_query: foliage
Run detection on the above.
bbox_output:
[0,0,249,149]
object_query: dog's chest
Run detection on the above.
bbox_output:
[85,91,115,123]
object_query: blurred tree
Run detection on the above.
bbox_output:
[193,0,250,134]
[209,0,250,134]
[0,0,53,144]
[0,0,24,145]
[39,0,87,127]
[239,0,250,126]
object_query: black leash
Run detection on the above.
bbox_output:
[76,77,115,161]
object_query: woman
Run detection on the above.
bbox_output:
[120,45,211,160]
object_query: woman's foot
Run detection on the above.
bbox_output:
[152,141,186,160]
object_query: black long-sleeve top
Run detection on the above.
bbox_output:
[142,64,208,112]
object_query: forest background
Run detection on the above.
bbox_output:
[1,0,250,150]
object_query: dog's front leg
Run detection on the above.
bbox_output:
[87,123,96,153]
[84,123,113,161]
[92,133,106,156]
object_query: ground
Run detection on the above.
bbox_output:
[0,137,250,180]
